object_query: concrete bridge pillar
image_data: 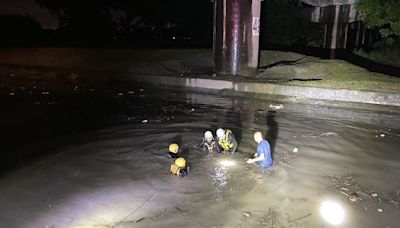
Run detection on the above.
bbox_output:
[213,0,261,77]
[310,3,357,58]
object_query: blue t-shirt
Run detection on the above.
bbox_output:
[257,140,272,168]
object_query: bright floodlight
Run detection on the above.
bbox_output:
[320,200,345,225]
[219,160,235,167]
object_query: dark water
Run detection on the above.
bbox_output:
[0,81,399,227]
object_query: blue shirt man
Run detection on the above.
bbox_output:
[247,131,273,168]
[257,140,272,168]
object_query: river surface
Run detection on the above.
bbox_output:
[0,82,399,227]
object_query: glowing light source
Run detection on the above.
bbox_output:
[219,160,236,167]
[320,200,345,225]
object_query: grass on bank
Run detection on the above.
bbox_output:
[257,51,400,93]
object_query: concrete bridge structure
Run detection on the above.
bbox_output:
[213,0,370,77]
[301,0,367,59]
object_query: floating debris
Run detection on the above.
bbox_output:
[292,147,298,153]
[128,91,135,94]
[243,212,251,218]
[380,133,386,138]
[320,132,338,137]
[140,88,144,92]
[377,208,383,213]
[9,92,15,96]
[269,104,284,110]
[42,91,50,95]
[142,120,148,123]
[372,193,378,197]
[117,92,124,96]
[9,73,15,77]
[135,217,145,223]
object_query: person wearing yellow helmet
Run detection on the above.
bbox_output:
[170,157,190,177]
[215,128,238,155]
[197,130,216,154]
[168,143,182,158]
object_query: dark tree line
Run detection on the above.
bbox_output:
[3,0,397,49]
[34,0,213,46]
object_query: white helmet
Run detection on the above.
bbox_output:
[216,128,225,138]
[204,131,213,140]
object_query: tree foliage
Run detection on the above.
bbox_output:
[35,0,213,45]
[356,0,400,37]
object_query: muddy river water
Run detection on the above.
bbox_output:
[0,84,399,227]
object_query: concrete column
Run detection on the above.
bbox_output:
[329,5,340,58]
[214,0,261,77]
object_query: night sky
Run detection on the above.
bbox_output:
[0,0,57,29]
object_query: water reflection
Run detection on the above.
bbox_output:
[210,166,229,201]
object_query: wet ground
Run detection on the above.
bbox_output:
[0,76,400,228]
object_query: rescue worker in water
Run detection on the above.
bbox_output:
[170,157,190,177]
[246,131,273,168]
[198,130,216,154]
[168,143,182,158]
[215,128,238,155]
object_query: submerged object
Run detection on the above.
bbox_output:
[349,192,358,202]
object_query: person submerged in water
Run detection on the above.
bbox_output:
[246,131,272,168]
[170,157,190,177]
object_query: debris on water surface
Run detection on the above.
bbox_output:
[140,88,144,92]
[243,212,251,218]
[372,193,378,197]
[292,147,298,153]
[380,133,386,138]
[269,104,284,110]
[320,132,337,137]
[42,91,50,95]
[117,92,123,96]
[135,217,145,223]
[128,91,135,94]
[142,119,148,123]
[9,92,15,96]
[377,208,383,213]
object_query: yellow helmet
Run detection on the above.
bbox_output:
[175,158,186,168]
[169,143,179,153]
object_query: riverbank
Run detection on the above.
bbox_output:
[1,48,400,106]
